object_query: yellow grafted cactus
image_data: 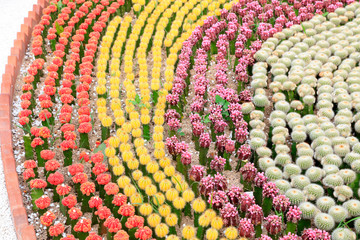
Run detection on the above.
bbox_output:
[127,158,139,170]
[158,204,171,217]
[132,170,143,181]
[138,176,152,190]
[199,212,211,227]
[108,156,120,166]
[182,189,195,202]
[139,203,153,216]
[147,213,161,228]
[146,161,159,174]
[192,198,206,213]
[205,228,218,240]
[153,171,166,183]
[145,184,157,196]
[160,179,172,192]
[155,223,169,238]
[165,188,179,201]
[117,176,130,188]
[173,197,186,210]
[182,226,195,240]
[113,165,125,176]
[210,216,223,230]
[124,184,136,197]
[130,192,143,206]
[224,227,239,240]
[152,192,165,206]
[165,213,178,228]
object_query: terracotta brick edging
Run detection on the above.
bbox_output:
[0,0,48,239]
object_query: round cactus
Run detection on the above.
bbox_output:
[314,213,335,231]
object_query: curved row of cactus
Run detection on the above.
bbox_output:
[253,2,360,239]
[16,0,235,239]
[13,0,360,239]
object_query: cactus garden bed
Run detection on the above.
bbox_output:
[9,0,360,239]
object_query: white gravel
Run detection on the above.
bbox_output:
[0,1,38,239]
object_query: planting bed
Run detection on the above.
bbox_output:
[6,0,360,239]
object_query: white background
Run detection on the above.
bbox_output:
[0,1,38,239]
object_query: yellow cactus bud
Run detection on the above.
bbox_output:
[113,165,125,176]
[132,170,143,181]
[153,125,164,133]
[136,146,148,156]
[117,130,129,142]
[206,228,218,240]
[211,217,223,230]
[154,141,165,150]
[182,226,195,240]
[138,176,152,190]
[108,136,120,148]
[224,227,238,240]
[164,165,175,177]
[154,148,165,159]
[173,197,186,210]
[122,122,132,133]
[160,179,172,192]
[139,154,151,165]
[159,157,171,168]
[132,128,142,138]
[147,213,161,228]
[199,213,211,227]
[139,203,153,216]
[124,184,136,197]
[165,188,179,202]
[141,114,150,124]
[155,223,169,238]
[101,116,113,127]
[127,158,139,170]
[129,111,139,120]
[105,147,116,158]
[153,132,163,142]
[192,198,206,213]
[153,116,165,125]
[110,90,119,98]
[152,192,165,206]
[119,143,131,153]
[146,161,159,174]
[108,156,120,166]
[130,192,143,206]
[117,176,130,189]
[96,85,107,95]
[153,171,165,183]
[182,189,195,202]
[158,204,171,217]
[175,180,188,192]
[133,137,144,148]
[121,150,133,162]
[145,184,157,196]
[165,214,178,227]
[204,209,217,220]
[96,98,106,107]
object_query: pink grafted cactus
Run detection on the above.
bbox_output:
[240,162,258,182]
[208,190,228,210]
[220,203,240,227]
[239,193,255,212]
[210,156,226,172]
[188,165,206,182]
[238,218,255,238]
[226,185,243,206]
[264,214,282,235]
[273,195,291,213]
[246,204,264,225]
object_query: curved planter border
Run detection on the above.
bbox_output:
[0,0,48,239]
